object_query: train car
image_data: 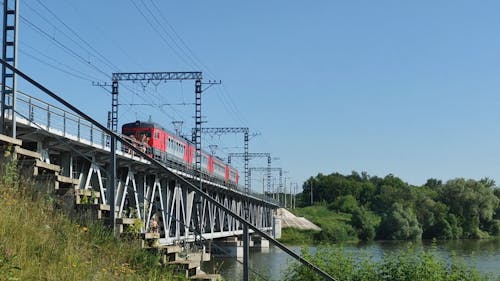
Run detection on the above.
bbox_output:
[122,120,239,186]
[212,156,227,180]
[227,165,239,186]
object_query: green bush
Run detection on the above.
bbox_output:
[314,224,356,242]
[377,203,422,240]
[351,207,378,241]
[284,245,496,281]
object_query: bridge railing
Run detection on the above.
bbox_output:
[15,91,111,150]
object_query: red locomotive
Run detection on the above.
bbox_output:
[122,120,239,186]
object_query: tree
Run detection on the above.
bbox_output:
[351,207,377,240]
[377,203,422,240]
[439,178,499,238]
[424,178,442,189]
[328,195,359,213]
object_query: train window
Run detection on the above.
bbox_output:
[214,163,225,174]
[155,131,159,139]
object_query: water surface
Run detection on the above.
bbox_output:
[202,238,500,280]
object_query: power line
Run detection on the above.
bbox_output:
[129,0,199,71]
[19,15,111,79]
[140,0,203,71]
[32,0,121,72]
[19,50,94,82]
[145,0,248,126]
[20,43,105,82]
[148,0,218,79]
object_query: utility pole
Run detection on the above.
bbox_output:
[310,181,313,206]
[284,177,287,208]
[293,183,297,209]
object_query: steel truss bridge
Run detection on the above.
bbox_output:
[4,87,278,245]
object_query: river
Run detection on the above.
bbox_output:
[201,238,500,281]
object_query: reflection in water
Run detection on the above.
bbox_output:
[201,238,500,281]
[202,246,298,281]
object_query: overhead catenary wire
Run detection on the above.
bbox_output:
[133,0,250,127]
[60,1,148,71]
[31,0,122,73]
[19,50,95,82]
[147,0,217,79]
[129,0,200,72]
[19,15,111,79]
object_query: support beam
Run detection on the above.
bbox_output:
[109,135,117,236]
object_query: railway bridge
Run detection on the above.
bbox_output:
[0,88,279,247]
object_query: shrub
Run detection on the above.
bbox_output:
[351,207,378,241]
[377,203,422,240]
[284,245,494,281]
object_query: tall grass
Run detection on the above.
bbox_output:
[0,157,184,280]
[290,205,357,243]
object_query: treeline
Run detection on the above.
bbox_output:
[298,172,500,241]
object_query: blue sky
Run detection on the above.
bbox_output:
[12,1,500,191]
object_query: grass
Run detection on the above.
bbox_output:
[0,157,184,280]
[287,205,358,243]
[292,205,352,226]
[279,228,320,245]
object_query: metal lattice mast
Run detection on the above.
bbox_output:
[228,152,271,194]
[267,156,271,195]
[0,0,18,136]
[110,72,203,132]
[194,79,202,172]
[111,80,118,132]
[244,130,249,194]
[199,128,251,192]
[249,167,282,196]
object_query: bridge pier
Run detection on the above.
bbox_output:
[252,236,270,249]
[210,236,255,258]
[273,214,282,239]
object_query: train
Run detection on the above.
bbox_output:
[122,120,239,186]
